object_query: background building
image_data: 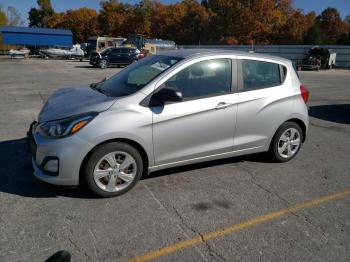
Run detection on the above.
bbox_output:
[0,26,72,47]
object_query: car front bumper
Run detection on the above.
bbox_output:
[89,58,99,65]
[28,122,94,186]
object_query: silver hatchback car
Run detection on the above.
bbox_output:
[28,49,309,197]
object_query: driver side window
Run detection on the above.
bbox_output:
[164,58,232,100]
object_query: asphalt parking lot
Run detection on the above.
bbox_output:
[0,57,350,262]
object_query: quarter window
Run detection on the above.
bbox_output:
[242,60,285,90]
[164,59,232,100]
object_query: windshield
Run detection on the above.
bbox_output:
[96,55,182,97]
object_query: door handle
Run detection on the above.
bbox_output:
[215,102,231,110]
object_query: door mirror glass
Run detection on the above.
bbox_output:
[155,87,183,104]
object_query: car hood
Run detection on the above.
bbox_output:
[38,86,116,123]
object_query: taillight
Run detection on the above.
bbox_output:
[300,85,309,103]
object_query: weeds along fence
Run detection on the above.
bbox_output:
[179,45,350,68]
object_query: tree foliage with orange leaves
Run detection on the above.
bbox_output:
[48,8,99,43]
[27,0,350,45]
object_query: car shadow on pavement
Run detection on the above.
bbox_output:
[0,138,94,198]
[0,137,270,198]
[309,104,350,125]
[74,65,95,69]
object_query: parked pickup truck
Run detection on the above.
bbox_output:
[300,47,336,70]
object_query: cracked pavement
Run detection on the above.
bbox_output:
[0,58,350,261]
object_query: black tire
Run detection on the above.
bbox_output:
[82,142,143,197]
[99,59,108,69]
[268,121,303,163]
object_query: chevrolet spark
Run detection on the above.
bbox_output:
[28,49,309,197]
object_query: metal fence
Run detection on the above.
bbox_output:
[179,45,350,68]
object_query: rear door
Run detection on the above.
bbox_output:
[234,58,294,151]
[119,48,132,64]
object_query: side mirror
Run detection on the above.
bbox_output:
[155,87,183,104]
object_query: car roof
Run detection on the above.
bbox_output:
[114,47,136,50]
[158,48,291,64]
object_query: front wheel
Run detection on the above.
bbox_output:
[99,59,108,69]
[268,122,303,163]
[82,142,143,197]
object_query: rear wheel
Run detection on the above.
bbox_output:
[82,142,143,197]
[268,122,303,162]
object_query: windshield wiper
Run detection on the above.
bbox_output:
[90,77,107,89]
[90,83,105,95]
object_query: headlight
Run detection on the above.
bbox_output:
[38,113,97,138]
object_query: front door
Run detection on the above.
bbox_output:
[109,49,120,64]
[152,58,238,166]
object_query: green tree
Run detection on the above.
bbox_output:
[28,0,54,27]
[318,7,347,44]
[337,15,350,44]
[304,21,322,44]
[345,15,350,29]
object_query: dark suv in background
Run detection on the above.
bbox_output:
[89,47,140,69]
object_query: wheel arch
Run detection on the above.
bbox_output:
[79,138,150,184]
[285,118,307,143]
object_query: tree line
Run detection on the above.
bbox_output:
[5,0,350,45]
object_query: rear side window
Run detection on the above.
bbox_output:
[111,49,121,54]
[241,60,286,90]
[119,48,132,54]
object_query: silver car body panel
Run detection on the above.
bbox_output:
[31,49,309,186]
[38,86,116,122]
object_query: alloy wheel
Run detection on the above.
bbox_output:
[93,151,137,192]
[100,60,107,69]
[277,128,301,159]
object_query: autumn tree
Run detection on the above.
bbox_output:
[53,8,99,43]
[99,0,132,37]
[0,5,7,26]
[148,2,169,38]
[0,5,7,50]
[22,0,350,45]
[128,0,153,35]
[28,0,54,27]
[175,0,209,44]
[203,0,295,44]
[277,10,316,44]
